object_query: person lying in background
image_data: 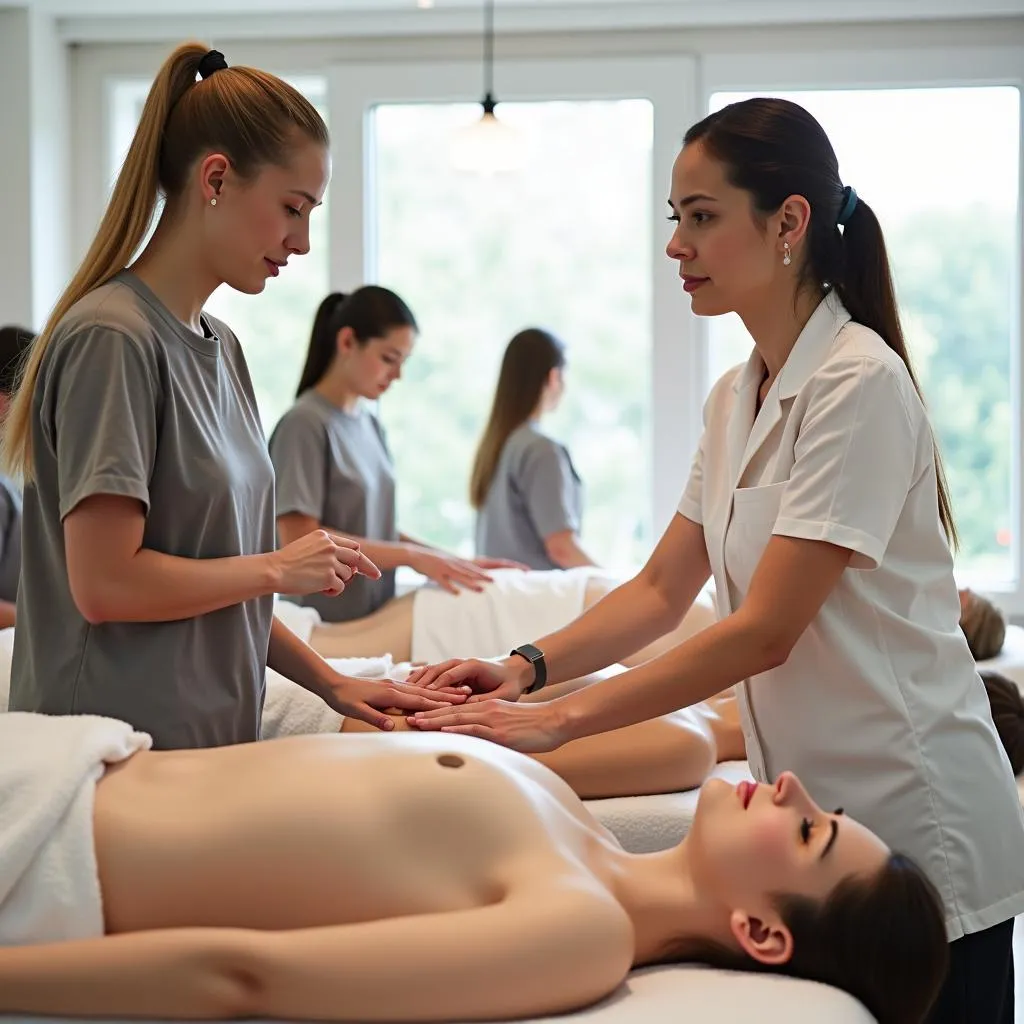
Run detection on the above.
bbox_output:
[472,327,598,569]
[269,287,523,625]
[0,325,33,628]
[958,588,1005,661]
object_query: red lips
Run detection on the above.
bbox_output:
[738,780,755,809]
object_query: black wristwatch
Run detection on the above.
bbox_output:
[510,643,547,694]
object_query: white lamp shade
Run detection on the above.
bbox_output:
[449,110,525,174]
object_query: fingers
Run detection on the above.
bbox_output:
[406,660,462,688]
[348,706,399,731]
[382,688,466,712]
[333,543,382,580]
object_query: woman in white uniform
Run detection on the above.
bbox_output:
[408,97,1024,1023]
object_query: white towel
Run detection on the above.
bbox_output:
[0,712,151,945]
[411,567,599,663]
[272,599,323,645]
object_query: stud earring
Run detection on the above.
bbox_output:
[210,197,218,207]
[782,240,792,266]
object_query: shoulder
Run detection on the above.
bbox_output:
[270,395,330,447]
[512,424,566,464]
[809,323,924,428]
[702,363,746,423]
[54,278,162,357]
[512,880,634,1001]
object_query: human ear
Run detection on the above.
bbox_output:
[336,326,357,356]
[777,194,812,252]
[729,909,794,966]
[198,153,231,205]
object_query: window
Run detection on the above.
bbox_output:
[371,99,654,573]
[704,87,1020,583]
[107,76,330,434]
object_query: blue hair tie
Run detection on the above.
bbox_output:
[837,185,858,227]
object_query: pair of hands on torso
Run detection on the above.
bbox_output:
[401,657,568,753]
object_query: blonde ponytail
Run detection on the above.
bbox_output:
[1,41,207,481]
[2,39,327,482]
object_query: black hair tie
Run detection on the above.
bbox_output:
[198,50,229,80]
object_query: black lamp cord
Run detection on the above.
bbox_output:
[482,0,496,113]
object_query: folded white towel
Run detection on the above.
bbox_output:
[0,712,151,945]
[411,568,599,663]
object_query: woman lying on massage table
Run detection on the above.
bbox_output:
[0,728,946,1024]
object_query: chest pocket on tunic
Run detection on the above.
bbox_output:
[724,480,788,596]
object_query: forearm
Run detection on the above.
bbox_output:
[267,616,335,698]
[0,599,15,628]
[83,549,278,624]
[556,609,782,741]
[0,928,256,1019]
[546,534,598,569]
[530,574,693,686]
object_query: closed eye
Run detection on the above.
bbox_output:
[285,206,302,218]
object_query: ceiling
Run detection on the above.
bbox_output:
[13,0,1023,28]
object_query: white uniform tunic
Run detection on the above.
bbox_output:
[678,291,1024,939]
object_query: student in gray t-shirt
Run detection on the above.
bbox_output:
[271,288,524,623]
[1,45,449,747]
[471,329,597,571]
[0,326,32,627]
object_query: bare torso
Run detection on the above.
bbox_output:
[93,733,619,935]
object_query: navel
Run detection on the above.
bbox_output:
[436,754,465,769]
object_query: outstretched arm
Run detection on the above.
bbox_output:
[0,888,633,1022]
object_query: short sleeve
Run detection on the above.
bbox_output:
[678,375,728,526]
[519,438,580,539]
[268,410,327,520]
[42,328,158,521]
[774,357,920,570]
[677,434,705,525]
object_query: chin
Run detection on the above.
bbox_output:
[688,292,732,318]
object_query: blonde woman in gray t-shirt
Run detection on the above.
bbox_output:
[270,287,524,625]
[0,43,459,748]
[472,328,597,571]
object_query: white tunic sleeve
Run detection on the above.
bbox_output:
[773,355,924,570]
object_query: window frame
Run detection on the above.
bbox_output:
[327,55,702,547]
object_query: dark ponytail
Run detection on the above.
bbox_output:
[295,285,418,396]
[684,98,957,548]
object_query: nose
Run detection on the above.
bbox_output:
[288,220,311,257]
[773,771,820,817]
[665,223,693,262]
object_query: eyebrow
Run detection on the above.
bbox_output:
[289,189,322,208]
[819,819,839,861]
[667,193,718,210]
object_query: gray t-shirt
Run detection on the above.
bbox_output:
[8,272,275,749]
[269,391,397,623]
[0,476,22,604]
[475,422,583,571]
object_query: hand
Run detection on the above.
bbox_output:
[272,531,381,597]
[405,656,532,703]
[407,548,493,595]
[323,674,467,731]
[407,698,567,754]
[471,556,530,571]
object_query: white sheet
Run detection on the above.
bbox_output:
[588,760,754,853]
[0,964,875,1024]
[978,623,1024,691]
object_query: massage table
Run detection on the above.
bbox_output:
[1,968,875,1024]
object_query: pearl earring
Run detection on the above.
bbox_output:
[210,197,217,207]
[782,241,792,266]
